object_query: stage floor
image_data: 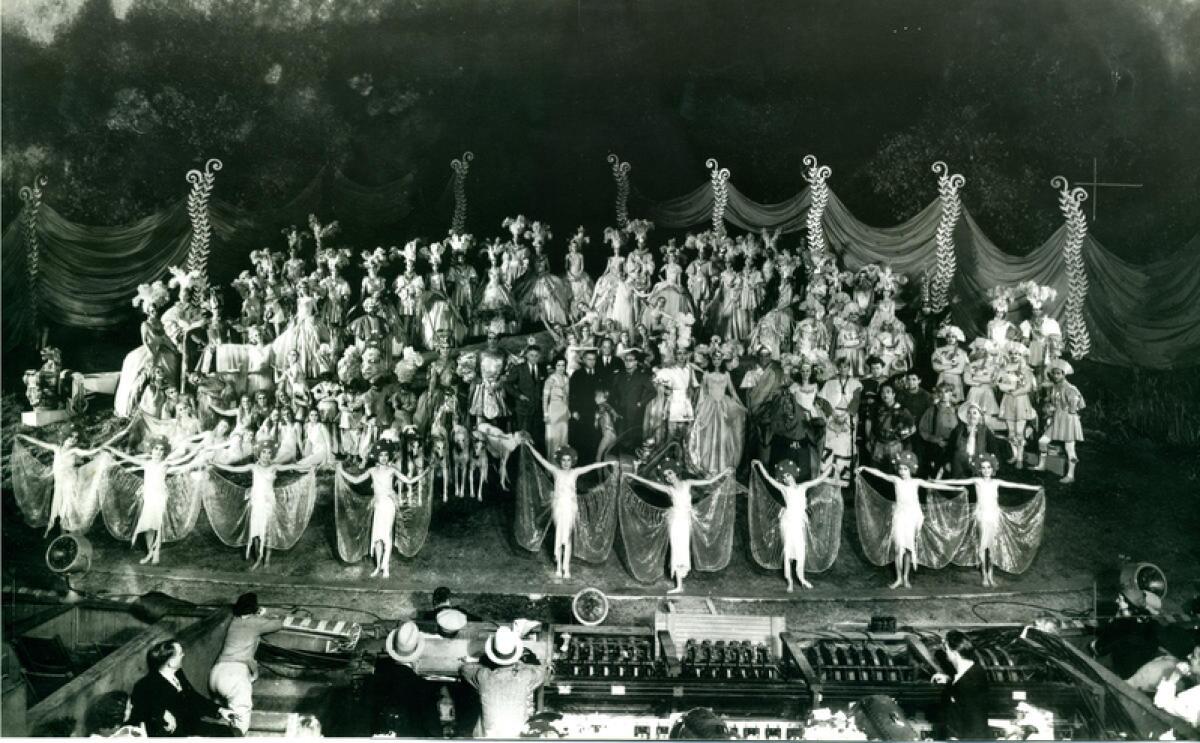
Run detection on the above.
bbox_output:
[4,437,1197,627]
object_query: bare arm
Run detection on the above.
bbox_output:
[753,460,786,492]
[996,479,1043,492]
[937,478,977,486]
[856,465,897,484]
[105,447,145,467]
[919,478,965,492]
[275,462,313,473]
[690,469,730,489]
[213,461,254,474]
[208,402,238,417]
[396,468,429,485]
[624,472,670,494]
[16,435,54,451]
[574,460,618,477]
[522,441,556,473]
[337,463,370,484]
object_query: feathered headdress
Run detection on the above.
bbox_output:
[132,281,170,314]
[393,346,426,384]
[421,241,447,269]
[249,248,274,273]
[362,246,390,271]
[524,221,552,248]
[390,240,421,268]
[306,214,340,252]
[502,215,528,241]
[988,286,1015,312]
[625,218,654,246]
[231,271,259,296]
[447,232,474,257]
[484,238,505,266]
[603,226,625,252]
[167,265,201,294]
[568,227,590,251]
[282,225,306,253]
[318,247,352,272]
[1019,281,1057,310]
[760,227,781,252]
[875,265,906,295]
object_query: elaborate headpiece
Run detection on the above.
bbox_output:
[524,221,552,248]
[625,218,654,246]
[970,453,1000,475]
[892,451,920,473]
[502,215,528,241]
[1019,281,1058,311]
[773,459,801,481]
[603,226,625,252]
[132,281,170,314]
[361,246,390,272]
[1048,358,1074,375]
[988,286,1015,312]
[421,241,447,269]
[447,232,474,257]
[568,226,590,251]
[937,324,966,344]
[554,446,578,463]
[875,265,906,295]
[391,240,420,268]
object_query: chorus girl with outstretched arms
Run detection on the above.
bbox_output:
[16,425,130,536]
[336,446,427,579]
[751,460,839,592]
[522,443,618,579]
[857,453,962,589]
[105,438,203,564]
[211,445,313,570]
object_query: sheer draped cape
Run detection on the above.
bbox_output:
[514,450,620,564]
[747,467,843,573]
[98,463,203,543]
[333,468,434,561]
[11,439,110,532]
[196,468,316,550]
[952,485,1046,575]
[854,471,969,569]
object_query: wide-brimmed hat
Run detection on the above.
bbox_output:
[892,451,920,474]
[1048,359,1074,375]
[970,453,1000,475]
[386,621,425,664]
[957,401,984,425]
[484,625,523,666]
[436,608,467,637]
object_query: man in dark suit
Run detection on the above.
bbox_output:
[610,349,656,453]
[568,350,603,463]
[506,343,544,446]
[131,639,236,737]
[595,337,622,387]
[936,630,991,740]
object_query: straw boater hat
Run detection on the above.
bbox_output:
[892,451,920,474]
[484,625,523,667]
[957,401,984,425]
[970,453,1000,475]
[436,609,468,637]
[386,621,425,664]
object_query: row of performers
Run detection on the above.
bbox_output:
[11,425,1044,592]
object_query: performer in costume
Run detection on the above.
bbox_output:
[115,282,177,418]
[521,444,618,579]
[272,278,327,380]
[1037,359,1085,483]
[857,453,966,589]
[335,444,427,578]
[996,342,1038,467]
[564,228,594,313]
[104,438,203,564]
[686,353,747,476]
[931,325,969,404]
[940,453,1045,586]
[750,460,841,591]
[591,228,637,333]
[542,358,571,454]
[1018,282,1061,375]
[419,241,467,350]
[210,444,315,570]
[624,463,732,594]
[13,426,127,536]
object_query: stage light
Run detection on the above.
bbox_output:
[44,534,92,603]
[1119,561,1167,614]
[572,587,609,626]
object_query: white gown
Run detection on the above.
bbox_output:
[247,465,276,544]
[668,486,692,576]
[132,461,169,540]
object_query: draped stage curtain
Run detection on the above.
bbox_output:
[4,167,1198,369]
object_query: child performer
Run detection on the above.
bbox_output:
[996,343,1038,467]
[939,453,1043,587]
[1037,359,1085,484]
[594,389,621,463]
[212,444,313,570]
[751,460,840,591]
[625,464,731,594]
[521,443,618,579]
[336,444,427,578]
[105,438,202,564]
[858,453,963,589]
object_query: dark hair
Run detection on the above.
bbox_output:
[944,630,976,661]
[525,344,542,354]
[85,691,131,735]
[146,639,179,671]
[669,707,732,739]
[866,355,885,368]
[432,587,452,606]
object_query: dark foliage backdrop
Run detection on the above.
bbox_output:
[3,0,1199,259]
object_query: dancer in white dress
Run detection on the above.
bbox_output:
[336,446,426,579]
[940,453,1042,587]
[212,444,312,570]
[858,453,962,589]
[16,426,128,536]
[751,459,839,592]
[625,464,730,594]
[105,438,202,564]
[521,444,618,579]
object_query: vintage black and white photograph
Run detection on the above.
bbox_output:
[2,0,1198,738]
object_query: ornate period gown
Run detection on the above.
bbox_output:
[416,357,458,434]
[713,269,741,339]
[565,252,593,312]
[687,371,747,476]
[730,268,763,342]
[686,258,713,310]
[115,317,179,418]
[321,275,352,329]
[470,350,509,421]
[1021,315,1062,369]
[518,262,572,327]
[420,272,467,350]
[592,256,637,332]
[645,262,693,321]
[964,359,1001,418]
[476,267,516,321]
[448,262,479,324]
[275,296,326,377]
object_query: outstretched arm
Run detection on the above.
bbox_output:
[337,463,370,484]
[208,402,238,417]
[624,472,670,494]
[937,478,977,487]
[396,468,429,485]
[105,447,145,467]
[856,465,896,483]
[212,461,253,474]
[920,478,965,492]
[522,441,556,473]
[753,460,787,492]
[996,479,1043,492]
[690,469,730,489]
[275,462,314,473]
[575,460,618,477]
[16,434,54,451]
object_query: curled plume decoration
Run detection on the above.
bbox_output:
[802,155,832,260]
[706,158,731,236]
[926,161,965,314]
[184,159,221,284]
[1053,176,1091,359]
[450,151,474,234]
[306,214,340,253]
[607,153,632,228]
[19,175,48,333]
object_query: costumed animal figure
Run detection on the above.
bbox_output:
[451,424,473,499]
[474,423,533,490]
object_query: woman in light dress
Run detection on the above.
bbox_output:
[522,443,617,579]
[751,459,839,591]
[686,355,747,476]
[542,358,571,454]
[336,445,426,579]
[105,438,202,564]
[16,426,127,536]
[212,445,313,570]
[273,280,327,380]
